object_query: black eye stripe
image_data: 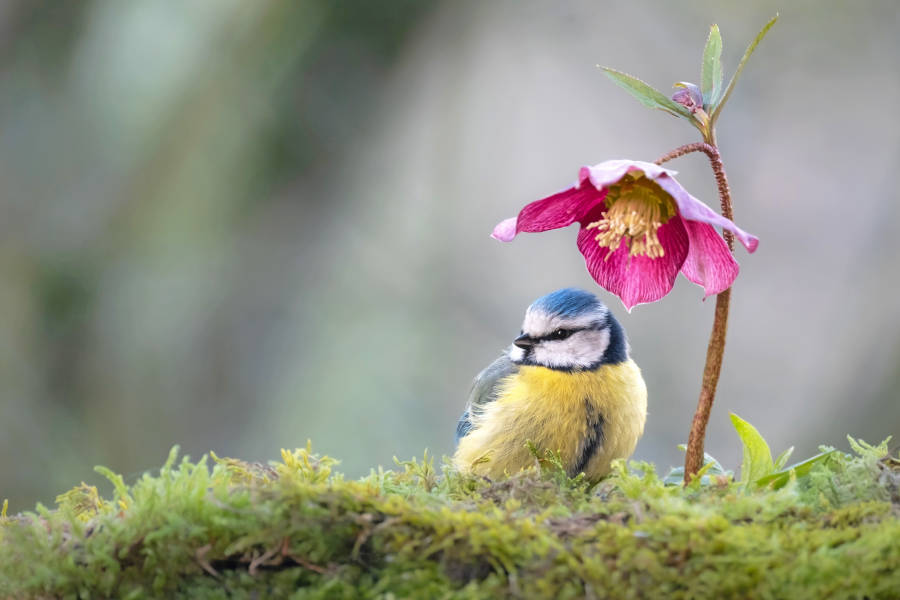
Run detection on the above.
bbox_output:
[543,328,576,341]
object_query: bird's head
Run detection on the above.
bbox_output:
[507,288,628,370]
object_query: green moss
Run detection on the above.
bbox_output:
[2,442,899,599]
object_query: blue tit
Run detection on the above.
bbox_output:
[453,288,647,481]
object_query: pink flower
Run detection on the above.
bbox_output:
[492,159,758,311]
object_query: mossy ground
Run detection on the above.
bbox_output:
[2,442,899,599]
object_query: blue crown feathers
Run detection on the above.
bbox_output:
[530,288,605,318]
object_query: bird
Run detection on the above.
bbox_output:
[453,288,647,481]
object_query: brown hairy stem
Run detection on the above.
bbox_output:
[655,141,736,483]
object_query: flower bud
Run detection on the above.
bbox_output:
[671,82,703,113]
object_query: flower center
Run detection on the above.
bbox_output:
[585,176,676,259]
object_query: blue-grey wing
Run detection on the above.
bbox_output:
[455,352,518,444]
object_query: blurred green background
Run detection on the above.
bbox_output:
[2,0,899,511]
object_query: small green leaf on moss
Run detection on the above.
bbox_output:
[756,450,838,490]
[773,446,795,471]
[730,412,774,487]
[665,446,733,486]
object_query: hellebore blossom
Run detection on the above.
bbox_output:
[492,159,758,310]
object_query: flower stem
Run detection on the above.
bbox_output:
[656,141,736,483]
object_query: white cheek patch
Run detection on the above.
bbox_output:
[531,329,610,369]
[507,345,525,362]
[521,307,608,338]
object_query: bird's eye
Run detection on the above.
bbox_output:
[548,329,573,341]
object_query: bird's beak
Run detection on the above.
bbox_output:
[513,333,536,349]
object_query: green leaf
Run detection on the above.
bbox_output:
[685,460,718,490]
[664,446,734,486]
[773,446,794,471]
[711,14,778,122]
[730,413,774,487]
[600,67,695,121]
[756,450,838,490]
[701,24,723,109]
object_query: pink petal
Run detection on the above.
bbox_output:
[491,217,518,242]
[491,186,604,242]
[680,220,740,298]
[492,160,678,243]
[514,185,604,235]
[576,206,689,311]
[653,175,759,253]
[579,159,677,190]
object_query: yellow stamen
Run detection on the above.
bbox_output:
[585,176,675,260]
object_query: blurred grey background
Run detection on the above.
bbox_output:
[2,0,898,510]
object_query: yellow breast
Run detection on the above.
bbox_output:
[453,360,647,481]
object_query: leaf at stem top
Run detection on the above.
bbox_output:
[600,67,695,122]
[730,412,774,488]
[711,15,778,122]
[701,24,723,110]
[755,450,838,490]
